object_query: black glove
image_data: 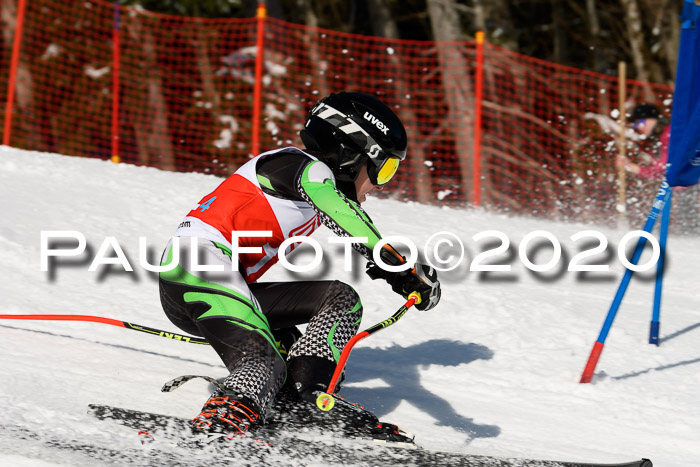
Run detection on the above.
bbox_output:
[366,258,441,311]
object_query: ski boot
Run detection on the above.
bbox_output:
[191,393,262,439]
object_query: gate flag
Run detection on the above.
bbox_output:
[666,0,700,187]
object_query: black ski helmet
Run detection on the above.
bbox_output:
[299,92,407,185]
[630,103,660,121]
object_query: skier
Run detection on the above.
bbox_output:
[158,92,441,438]
[616,103,700,234]
[616,103,670,178]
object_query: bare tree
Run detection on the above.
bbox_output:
[425,0,476,204]
[366,0,432,203]
[192,21,221,121]
[620,0,651,83]
[473,0,517,50]
[1,0,45,148]
[640,0,680,83]
[552,0,568,64]
[367,0,399,38]
[124,16,176,170]
[584,0,604,72]
[296,0,331,101]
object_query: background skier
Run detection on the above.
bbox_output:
[617,103,700,234]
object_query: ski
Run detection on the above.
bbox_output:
[87,404,652,467]
[0,422,193,466]
[158,374,417,446]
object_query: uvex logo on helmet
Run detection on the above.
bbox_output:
[363,112,390,135]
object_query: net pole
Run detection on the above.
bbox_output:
[251,3,267,157]
[3,0,28,147]
[617,61,628,225]
[473,31,485,207]
[111,2,121,163]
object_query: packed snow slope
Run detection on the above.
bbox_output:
[1,146,698,466]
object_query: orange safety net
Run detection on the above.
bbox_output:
[1,0,678,227]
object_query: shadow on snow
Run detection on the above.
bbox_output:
[340,339,500,442]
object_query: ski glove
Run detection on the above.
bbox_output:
[365,245,441,311]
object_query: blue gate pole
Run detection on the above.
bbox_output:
[650,187,672,345]
[580,180,672,383]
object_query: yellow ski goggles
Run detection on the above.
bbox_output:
[369,156,401,186]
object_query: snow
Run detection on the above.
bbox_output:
[1,146,699,466]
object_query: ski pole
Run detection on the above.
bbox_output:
[0,314,209,345]
[316,292,420,411]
